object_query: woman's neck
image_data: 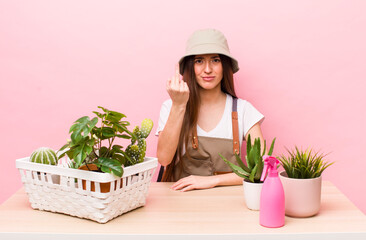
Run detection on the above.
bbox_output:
[199,87,226,106]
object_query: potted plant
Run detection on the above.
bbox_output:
[278,147,334,217]
[16,106,158,223]
[220,135,276,210]
[59,106,154,192]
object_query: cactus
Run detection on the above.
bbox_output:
[124,119,153,166]
[131,126,141,145]
[137,138,147,162]
[140,118,153,138]
[30,147,58,165]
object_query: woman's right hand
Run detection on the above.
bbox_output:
[166,64,190,107]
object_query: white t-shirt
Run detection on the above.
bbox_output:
[155,94,264,147]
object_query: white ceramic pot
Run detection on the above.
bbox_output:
[243,180,263,211]
[279,171,322,217]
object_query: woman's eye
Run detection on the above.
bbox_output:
[212,58,221,63]
[194,59,203,64]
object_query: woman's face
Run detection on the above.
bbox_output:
[193,54,223,91]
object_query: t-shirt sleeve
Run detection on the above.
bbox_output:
[242,101,264,139]
[155,100,172,136]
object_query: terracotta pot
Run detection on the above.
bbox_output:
[78,164,120,193]
[279,171,322,217]
[243,179,263,211]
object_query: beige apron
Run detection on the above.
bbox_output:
[172,97,240,181]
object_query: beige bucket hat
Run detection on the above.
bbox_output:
[179,29,239,75]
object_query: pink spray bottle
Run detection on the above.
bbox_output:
[260,156,285,228]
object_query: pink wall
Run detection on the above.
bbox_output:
[1,1,365,213]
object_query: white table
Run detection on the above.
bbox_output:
[0,181,365,239]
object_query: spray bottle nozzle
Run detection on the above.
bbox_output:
[260,155,280,182]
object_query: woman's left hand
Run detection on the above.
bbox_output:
[170,175,218,192]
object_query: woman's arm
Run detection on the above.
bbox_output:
[157,65,189,166]
[157,104,186,166]
[171,173,242,191]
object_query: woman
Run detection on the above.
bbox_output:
[156,29,265,191]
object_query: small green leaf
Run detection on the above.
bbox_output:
[100,166,111,173]
[254,138,261,159]
[249,165,258,183]
[89,117,98,130]
[112,153,126,165]
[91,127,102,139]
[101,127,115,138]
[219,154,250,179]
[99,146,109,157]
[268,138,276,155]
[234,153,251,173]
[262,139,267,156]
[255,156,263,181]
[98,106,109,113]
[247,145,258,169]
[112,145,124,151]
[225,160,250,178]
[93,111,105,119]
[74,149,86,168]
[70,137,94,168]
[98,157,123,177]
[246,134,252,156]
[116,134,132,139]
[114,123,133,135]
[106,111,126,122]
[58,143,70,152]
[69,116,97,143]
[120,121,130,126]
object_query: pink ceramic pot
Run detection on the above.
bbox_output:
[279,171,322,217]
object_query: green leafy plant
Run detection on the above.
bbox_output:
[59,106,137,177]
[219,134,276,183]
[278,147,333,179]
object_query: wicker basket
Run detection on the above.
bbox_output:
[16,156,158,223]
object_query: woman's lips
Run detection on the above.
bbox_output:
[202,76,215,81]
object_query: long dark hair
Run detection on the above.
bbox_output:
[162,54,237,181]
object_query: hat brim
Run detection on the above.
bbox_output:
[178,46,239,75]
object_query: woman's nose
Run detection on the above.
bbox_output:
[204,61,212,73]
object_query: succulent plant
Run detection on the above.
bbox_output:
[278,147,333,179]
[124,119,153,166]
[220,134,276,183]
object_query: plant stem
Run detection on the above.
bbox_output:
[85,162,91,171]
[99,114,105,151]
[108,137,115,154]
[93,149,98,159]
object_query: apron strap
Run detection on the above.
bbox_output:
[192,125,199,149]
[192,96,240,154]
[232,97,240,155]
